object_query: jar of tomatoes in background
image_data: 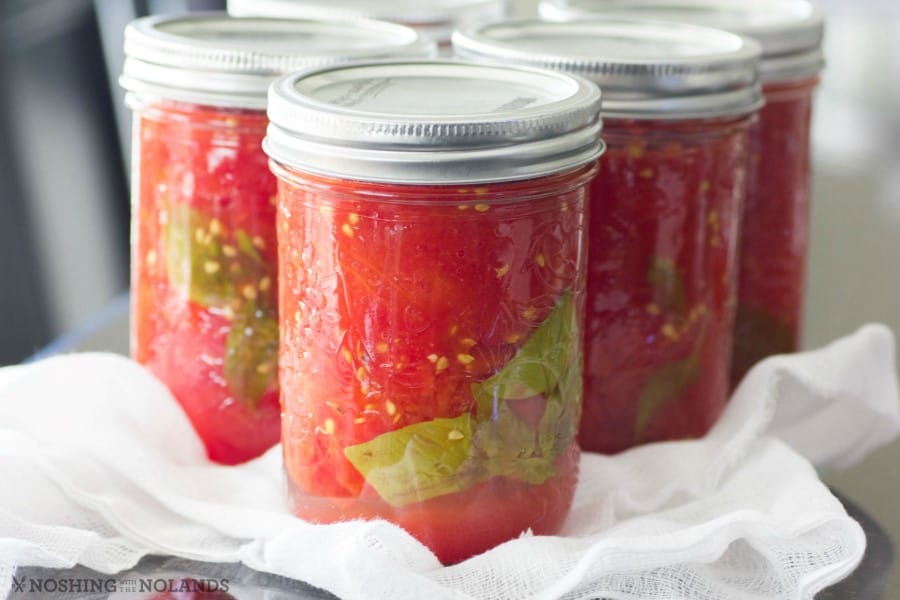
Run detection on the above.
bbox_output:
[265,61,602,563]
[455,20,762,454]
[227,0,509,52]
[119,14,433,465]
[537,0,826,391]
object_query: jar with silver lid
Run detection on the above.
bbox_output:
[120,13,433,466]
[265,60,602,564]
[228,0,509,50]
[454,19,762,454]
[537,0,825,386]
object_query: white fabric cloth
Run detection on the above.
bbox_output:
[0,324,897,600]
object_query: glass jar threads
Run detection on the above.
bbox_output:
[538,0,826,388]
[455,19,762,453]
[121,14,432,464]
[265,61,602,563]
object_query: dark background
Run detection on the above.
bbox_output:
[0,0,223,365]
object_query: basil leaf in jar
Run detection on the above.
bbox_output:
[473,401,554,485]
[647,256,688,318]
[345,292,582,506]
[634,317,709,442]
[165,203,271,310]
[224,302,278,408]
[166,203,236,308]
[539,356,582,461]
[472,290,577,415]
[236,229,264,264]
[343,414,482,507]
[474,291,581,478]
[166,203,278,408]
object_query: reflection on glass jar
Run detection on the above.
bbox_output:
[265,61,602,563]
[121,13,432,464]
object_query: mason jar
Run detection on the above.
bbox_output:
[265,61,602,563]
[120,13,433,465]
[227,0,509,51]
[538,0,825,389]
[455,19,762,454]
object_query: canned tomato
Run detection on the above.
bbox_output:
[120,14,432,464]
[538,0,825,388]
[265,61,602,562]
[455,19,762,453]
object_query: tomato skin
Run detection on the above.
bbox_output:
[275,164,593,563]
[582,117,750,454]
[731,78,819,387]
[131,100,280,465]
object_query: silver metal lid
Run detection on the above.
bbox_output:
[452,18,762,120]
[227,0,509,44]
[119,12,435,109]
[539,0,824,82]
[264,60,604,184]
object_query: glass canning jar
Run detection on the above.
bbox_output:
[120,13,433,465]
[455,19,762,454]
[264,61,603,563]
[227,0,509,51]
[537,0,826,389]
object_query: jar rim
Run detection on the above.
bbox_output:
[453,18,763,120]
[264,60,605,185]
[119,12,435,109]
[269,160,599,208]
[537,0,825,82]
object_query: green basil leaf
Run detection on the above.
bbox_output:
[345,291,583,507]
[538,355,582,460]
[633,356,700,443]
[166,204,234,308]
[165,204,269,309]
[166,203,277,409]
[236,230,263,264]
[343,413,483,507]
[475,401,552,483]
[633,317,709,442]
[472,291,577,415]
[224,302,278,408]
[647,256,687,317]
